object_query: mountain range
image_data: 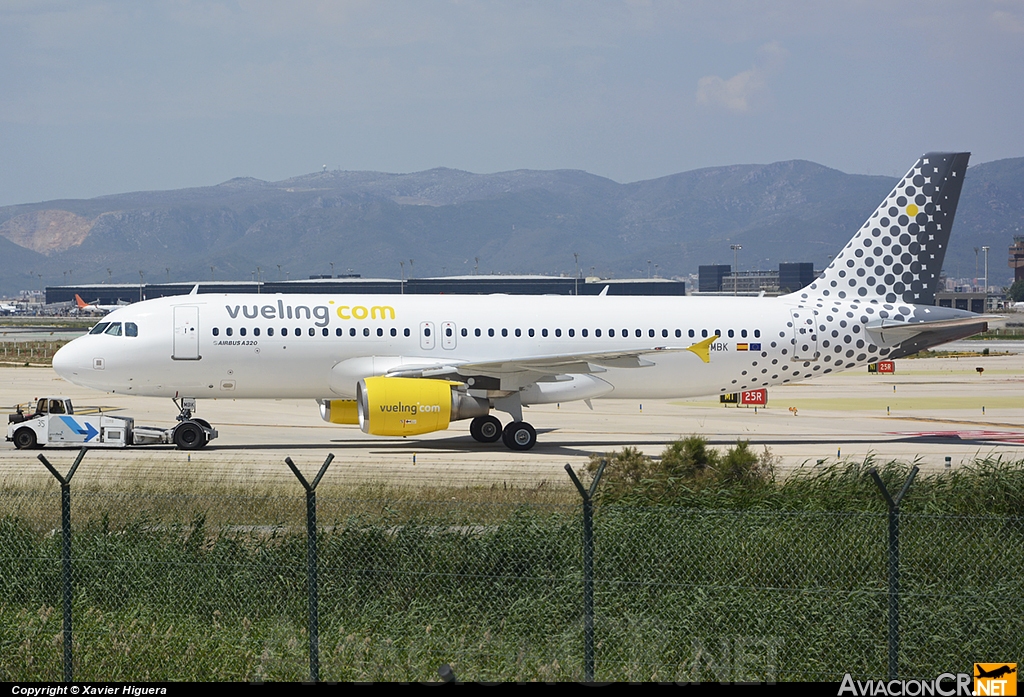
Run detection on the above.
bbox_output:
[1,156,1022,297]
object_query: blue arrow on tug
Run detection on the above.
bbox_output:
[59,416,99,442]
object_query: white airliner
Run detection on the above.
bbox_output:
[49,152,987,451]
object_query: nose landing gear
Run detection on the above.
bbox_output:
[172,396,216,450]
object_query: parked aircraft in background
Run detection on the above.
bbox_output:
[73,295,128,315]
[50,153,987,451]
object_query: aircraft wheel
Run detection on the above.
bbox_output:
[193,418,212,430]
[502,421,537,451]
[470,415,502,443]
[173,421,207,450]
[13,427,37,450]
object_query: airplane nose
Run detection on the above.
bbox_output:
[52,341,80,380]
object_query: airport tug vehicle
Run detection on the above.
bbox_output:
[7,396,217,450]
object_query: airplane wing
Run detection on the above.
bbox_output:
[385,336,718,382]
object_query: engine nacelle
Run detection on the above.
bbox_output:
[319,399,359,424]
[356,376,489,436]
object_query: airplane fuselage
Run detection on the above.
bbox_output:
[52,291,977,403]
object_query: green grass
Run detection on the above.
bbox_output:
[2,456,1022,682]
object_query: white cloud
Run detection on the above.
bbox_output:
[696,41,787,112]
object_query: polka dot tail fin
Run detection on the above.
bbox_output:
[791,152,971,306]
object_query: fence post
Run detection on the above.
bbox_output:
[285,454,334,683]
[869,465,918,682]
[37,448,87,683]
[565,460,607,683]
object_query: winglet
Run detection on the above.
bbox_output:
[685,335,717,363]
[189,284,199,296]
[598,285,609,297]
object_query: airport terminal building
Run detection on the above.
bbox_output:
[45,275,687,305]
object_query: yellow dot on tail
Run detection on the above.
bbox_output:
[906,203,919,217]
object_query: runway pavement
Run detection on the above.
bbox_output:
[2,355,1023,489]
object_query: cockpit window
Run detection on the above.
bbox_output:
[125,322,138,337]
[89,323,110,335]
[104,322,123,336]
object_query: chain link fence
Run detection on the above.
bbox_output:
[1,454,1021,682]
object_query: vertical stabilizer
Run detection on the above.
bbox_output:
[794,152,970,305]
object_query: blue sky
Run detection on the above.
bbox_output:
[2,1,1022,206]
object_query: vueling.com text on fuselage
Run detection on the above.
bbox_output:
[225,301,396,328]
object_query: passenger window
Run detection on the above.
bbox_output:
[392,328,398,337]
[404,328,411,337]
[446,327,453,337]
[528,328,535,337]
[568,329,575,337]
[648,329,655,338]
[323,328,330,337]
[90,323,110,335]
[306,328,313,337]
[635,329,641,338]
[268,328,275,337]
[741,329,748,338]
[715,329,721,337]
[350,328,356,337]
[212,327,220,337]
[226,327,233,337]
[336,328,343,337]
[609,329,615,337]
[461,328,467,337]
[363,328,369,337]
[502,329,508,337]
[582,329,589,337]
[595,329,601,337]
[281,328,288,336]
[728,329,734,338]
[675,329,681,338]
[240,328,247,337]
[475,328,481,337]
[754,329,761,338]
[701,329,708,338]
[105,323,123,336]
[125,322,138,337]
[662,329,668,338]
[254,328,261,337]
[688,329,695,338]
[555,329,562,337]
[488,329,495,337]
[424,327,431,337]
[542,329,548,337]
[377,328,383,337]
[514,329,521,337]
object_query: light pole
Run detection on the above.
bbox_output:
[982,246,989,295]
[138,271,144,302]
[574,253,579,296]
[730,244,742,296]
[974,247,980,290]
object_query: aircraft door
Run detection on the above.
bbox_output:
[790,308,819,361]
[420,321,435,350]
[441,321,457,350]
[173,306,201,360]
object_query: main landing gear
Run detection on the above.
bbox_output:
[469,415,537,451]
[172,397,215,450]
